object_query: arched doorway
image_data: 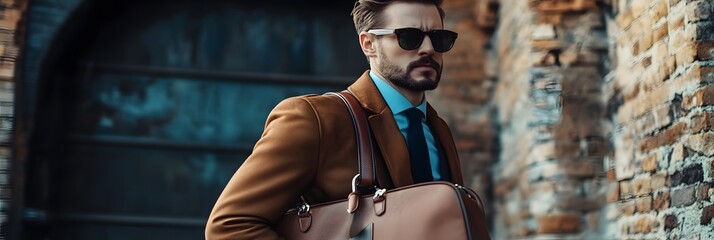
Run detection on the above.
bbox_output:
[22,1,366,239]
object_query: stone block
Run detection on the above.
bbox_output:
[652,0,669,21]
[643,154,658,172]
[695,40,714,60]
[634,176,653,196]
[691,111,714,133]
[639,21,655,52]
[620,200,636,216]
[686,132,714,156]
[670,164,704,186]
[698,183,711,201]
[617,8,635,29]
[537,214,582,234]
[703,204,714,225]
[671,186,696,207]
[668,8,685,34]
[651,173,668,189]
[694,21,714,42]
[654,190,670,210]
[634,215,657,233]
[639,121,686,153]
[654,23,670,43]
[630,0,649,19]
[671,143,690,162]
[664,214,678,231]
[620,180,633,199]
[636,196,653,212]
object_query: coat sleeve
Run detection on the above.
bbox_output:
[206,97,321,239]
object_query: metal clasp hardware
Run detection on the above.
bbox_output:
[297,202,310,215]
[351,174,361,193]
[373,188,386,200]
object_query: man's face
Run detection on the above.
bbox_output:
[373,2,444,92]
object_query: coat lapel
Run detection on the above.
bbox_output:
[348,71,414,187]
[426,104,465,185]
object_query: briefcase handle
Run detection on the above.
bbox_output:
[328,90,378,192]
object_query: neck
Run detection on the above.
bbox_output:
[371,70,425,107]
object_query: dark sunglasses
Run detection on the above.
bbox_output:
[367,27,458,53]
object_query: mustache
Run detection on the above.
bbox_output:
[407,56,441,72]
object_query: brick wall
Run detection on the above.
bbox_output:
[0,0,26,238]
[436,0,713,238]
[605,0,714,238]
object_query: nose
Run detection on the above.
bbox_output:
[418,35,435,56]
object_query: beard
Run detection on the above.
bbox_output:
[377,53,442,91]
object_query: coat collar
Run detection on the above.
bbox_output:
[347,71,464,187]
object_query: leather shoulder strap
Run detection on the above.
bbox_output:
[328,90,377,190]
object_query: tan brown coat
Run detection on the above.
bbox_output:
[206,71,464,239]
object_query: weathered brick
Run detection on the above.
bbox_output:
[636,196,653,212]
[691,111,714,133]
[683,86,714,110]
[617,8,635,29]
[664,214,678,231]
[671,186,696,207]
[639,121,687,153]
[652,0,668,21]
[643,154,658,172]
[703,204,714,225]
[634,176,652,196]
[668,8,685,34]
[639,20,654,52]
[654,23,670,44]
[620,200,636,216]
[634,215,657,234]
[630,0,649,19]
[698,183,712,201]
[608,182,620,202]
[671,143,690,162]
[635,104,672,136]
[686,132,714,156]
[620,180,633,199]
[654,191,671,210]
[670,164,704,186]
[675,42,697,66]
[651,173,668,189]
[537,214,581,234]
[696,40,714,60]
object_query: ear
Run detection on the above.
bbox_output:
[359,32,378,58]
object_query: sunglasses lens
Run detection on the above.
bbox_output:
[395,28,425,50]
[430,30,458,53]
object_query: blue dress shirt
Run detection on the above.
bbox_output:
[369,71,442,180]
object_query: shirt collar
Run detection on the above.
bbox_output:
[369,70,427,116]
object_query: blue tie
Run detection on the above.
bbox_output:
[404,108,432,183]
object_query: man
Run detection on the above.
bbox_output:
[206,1,462,239]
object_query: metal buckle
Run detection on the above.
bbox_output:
[297,202,310,215]
[373,188,386,200]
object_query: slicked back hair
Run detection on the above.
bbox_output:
[351,0,445,34]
